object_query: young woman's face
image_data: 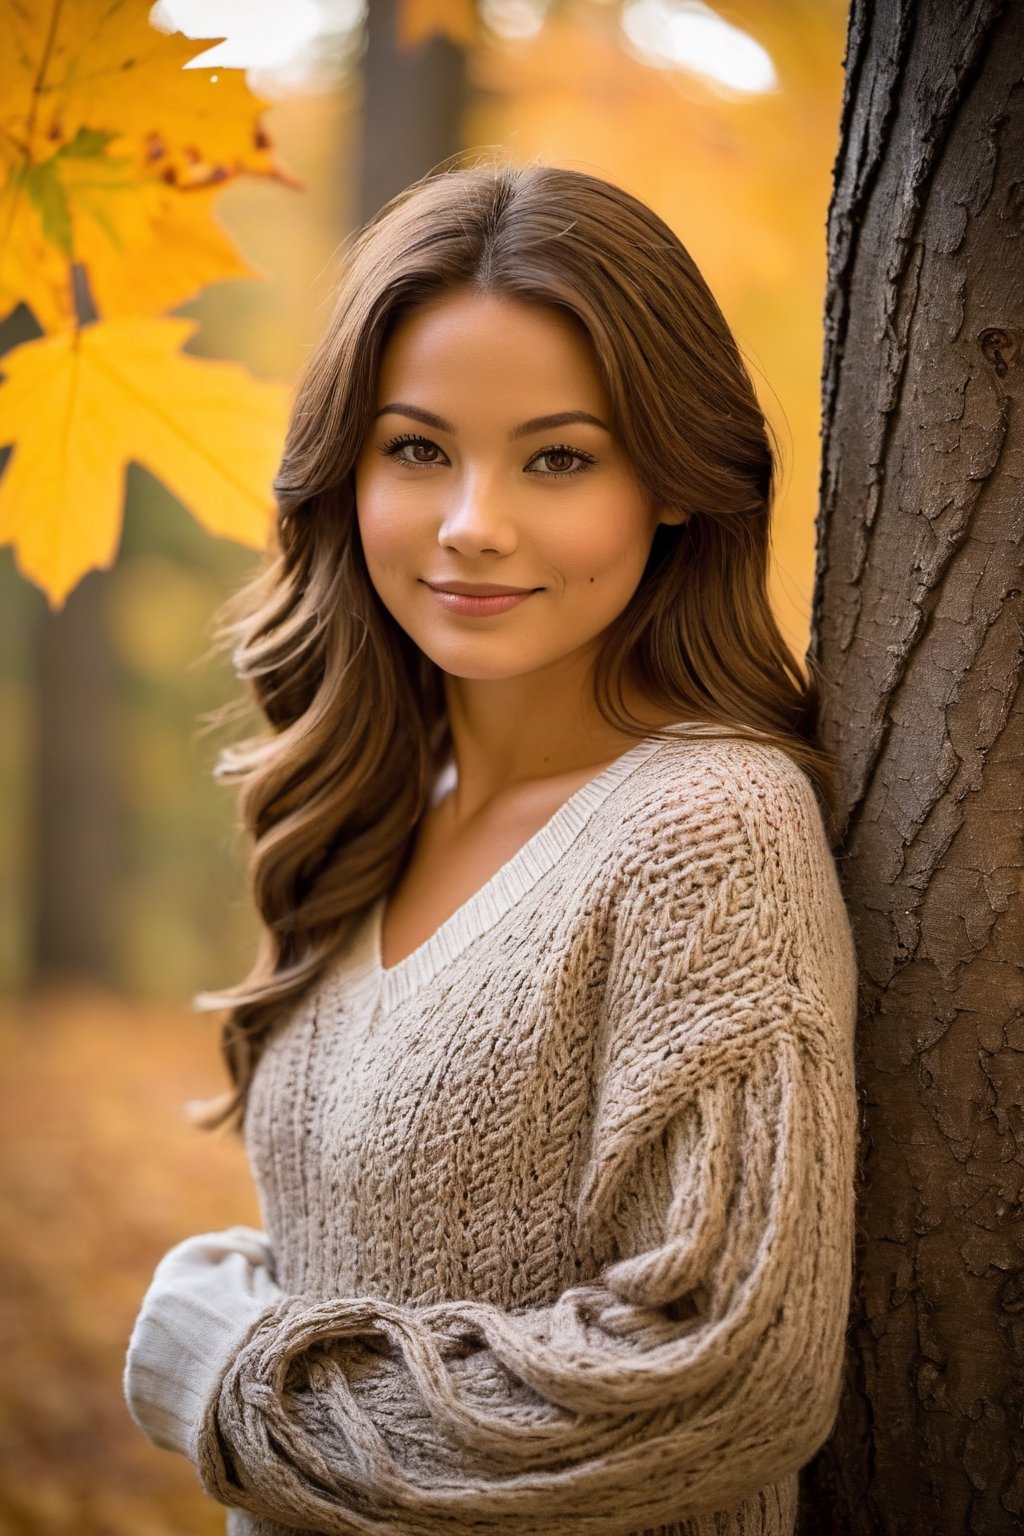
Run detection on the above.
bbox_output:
[353,287,684,685]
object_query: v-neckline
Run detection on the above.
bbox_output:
[332,725,699,1013]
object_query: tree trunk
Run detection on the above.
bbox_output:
[0,290,120,989]
[356,0,468,222]
[31,566,119,984]
[803,1,1023,1532]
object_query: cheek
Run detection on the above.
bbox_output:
[355,477,418,569]
[549,493,654,584]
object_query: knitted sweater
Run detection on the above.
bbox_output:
[124,725,859,1536]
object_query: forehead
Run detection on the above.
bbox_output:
[376,289,606,403]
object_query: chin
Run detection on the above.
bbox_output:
[433,659,543,683]
[407,636,546,680]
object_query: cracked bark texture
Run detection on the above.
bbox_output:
[798,1,1023,1532]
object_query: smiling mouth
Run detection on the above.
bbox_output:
[425,587,539,616]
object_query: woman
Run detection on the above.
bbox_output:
[124,159,859,1536]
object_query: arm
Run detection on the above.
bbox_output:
[124,1225,283,1461]
[130,749,859,1535]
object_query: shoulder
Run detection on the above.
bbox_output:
[606,734,856,1012]
[611,732,832,882]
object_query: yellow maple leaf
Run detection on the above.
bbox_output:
[395,0,478,51]
[0,317,287,607]
[0,0,289,186]
[0,1,301,328]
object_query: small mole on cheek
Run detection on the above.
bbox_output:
[588,576,595,583]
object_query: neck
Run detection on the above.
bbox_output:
[440,650,675,824]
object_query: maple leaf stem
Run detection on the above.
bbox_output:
[30,0,68,147]
[70,262,99,327]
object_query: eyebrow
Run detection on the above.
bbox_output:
[372,403,611,439]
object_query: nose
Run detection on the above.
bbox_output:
[437,470,517,557]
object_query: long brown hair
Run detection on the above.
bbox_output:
[193,155,835,1135]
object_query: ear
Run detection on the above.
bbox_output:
[655,503,691,528]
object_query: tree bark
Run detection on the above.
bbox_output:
[804,1,1023,1532]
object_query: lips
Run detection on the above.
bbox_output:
[426,586,537,617]
[425,580,538,596]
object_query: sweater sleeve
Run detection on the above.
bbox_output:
[190,750,859,1534]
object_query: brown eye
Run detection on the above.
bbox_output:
[378,434,447,469]
[526,444,596,478]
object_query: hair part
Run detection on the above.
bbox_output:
[190,154,835,1136]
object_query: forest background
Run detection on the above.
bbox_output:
[0,2,848,1531]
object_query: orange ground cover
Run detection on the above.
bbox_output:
[0,989,259,1535]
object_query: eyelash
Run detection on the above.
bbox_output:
[377,433,596,479]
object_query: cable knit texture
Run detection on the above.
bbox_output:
[129,725,859,1536]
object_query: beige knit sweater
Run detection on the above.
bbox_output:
[124,725,859,1536]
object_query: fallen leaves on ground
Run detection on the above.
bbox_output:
[0,986,258,1535]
